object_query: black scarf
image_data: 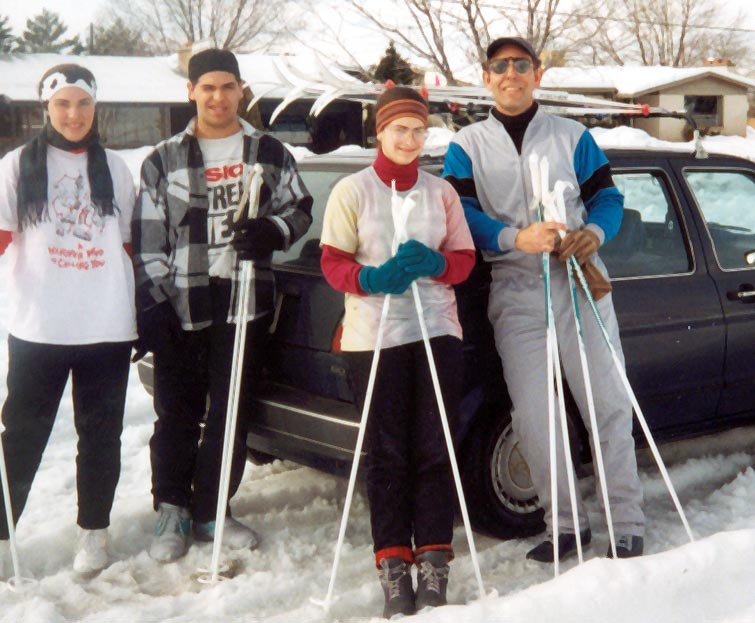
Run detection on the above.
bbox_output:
[16,119,115,230]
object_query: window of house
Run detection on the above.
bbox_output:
[0,100,14,138]
[600,171,691,278]
[684,95,722,128]
[684,169,755,270]
[97,105,163,148]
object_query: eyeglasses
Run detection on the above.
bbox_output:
[487,57,534,75]
[384,125,429,141]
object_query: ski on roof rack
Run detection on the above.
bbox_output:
[257,56,694,124]
[255,56,707,158]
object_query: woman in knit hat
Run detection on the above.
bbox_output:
[320,86,475,617]
[0,64,136,578]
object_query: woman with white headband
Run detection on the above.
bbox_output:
[0,64,136,577]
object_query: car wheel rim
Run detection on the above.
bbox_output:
[490,422,540,514]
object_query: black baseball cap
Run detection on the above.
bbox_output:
[486,36,540,66]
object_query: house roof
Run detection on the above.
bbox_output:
[0,52,360,104]
[541,65,755,98]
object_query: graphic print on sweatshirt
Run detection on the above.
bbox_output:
[199,131,244,279]
[45,151,110,271]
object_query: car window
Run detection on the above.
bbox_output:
[274,168,356,268]
[601,171,692,278]
[684,169,755,271]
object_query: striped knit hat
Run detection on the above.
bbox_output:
[375,86,428,134]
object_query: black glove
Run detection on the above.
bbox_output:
[231,217,285,261]
[135,301,184,356]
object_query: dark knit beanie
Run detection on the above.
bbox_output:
[38,63,97,102]
[375,86,428,134]
[188,49,241,83]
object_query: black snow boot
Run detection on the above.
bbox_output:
[526,528,592,563]
[378,557,415,619]
[415,550,450,611]
[608,534,644,558]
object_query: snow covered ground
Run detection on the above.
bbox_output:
[3,129,755,621]
[1,274,755,623]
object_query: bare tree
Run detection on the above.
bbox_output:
[449,0,604,70]
[346,0,462,84]
[281,8,379,81]
[329,0,597,84]
[108,0,293,53]
[577,0,752,67]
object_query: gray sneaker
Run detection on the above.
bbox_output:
[415,551,450,611]
[149,503,191,563]
[192,516,260,550]
[378,557,415,619]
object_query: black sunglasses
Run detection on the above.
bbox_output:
[487,57,534,75]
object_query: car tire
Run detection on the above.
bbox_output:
[461,411,545,539]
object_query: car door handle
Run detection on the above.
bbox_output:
[726,284,755,302]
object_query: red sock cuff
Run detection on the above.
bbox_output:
[375,546,414,568]
[414,544,454,562]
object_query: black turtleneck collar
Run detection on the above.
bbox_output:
[491,102,539,155]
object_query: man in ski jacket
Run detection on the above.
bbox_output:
[132,49,312,562]
[442,36,645,561]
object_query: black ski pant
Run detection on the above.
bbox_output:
[0,336,131,539]
[344,335,462,561]
[150,316,270,523]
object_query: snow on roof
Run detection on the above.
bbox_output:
[0,52,361,104]
[542,65,755,97]
[0,54,188,104]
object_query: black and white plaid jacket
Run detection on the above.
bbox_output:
[132,118,312,329]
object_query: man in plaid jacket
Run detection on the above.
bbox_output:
[132,49,312,562]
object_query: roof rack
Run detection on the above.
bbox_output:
[255,56,707,159]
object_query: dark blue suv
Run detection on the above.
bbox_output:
[139,147,755,539]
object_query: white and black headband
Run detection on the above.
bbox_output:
[38,64,97,103]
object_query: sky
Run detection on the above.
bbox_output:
[2,0,106,40]
[4,0,755,45]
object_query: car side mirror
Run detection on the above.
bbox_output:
[746,250,755,266]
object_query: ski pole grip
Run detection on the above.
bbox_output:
[234,163,265,224]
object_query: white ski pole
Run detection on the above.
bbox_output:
[565,254,618,558]
[542,173,618,557]
[545,179,586,568]
[314,184,409,613]
[552,172,611,561]
[568,258,694,542]
[542,169,693,544]
[532,155,560,572]
[315,293,392,613]
[395,192,485,599]
[0,426,35,592]
[531,154,584,574]
[550,323,584,566]
[197,163,265,585]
